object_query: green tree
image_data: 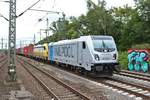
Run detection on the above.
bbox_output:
[135,0,150,43]
[85,0,114,36]
[38,0,150,51]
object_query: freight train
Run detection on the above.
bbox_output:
[17,35,120,77]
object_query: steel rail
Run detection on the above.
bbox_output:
[117,72,150,82]
[121,70,150,78]
[0,59,8,69]
[18,60,60,100]
[110,77,150,92]
[18,57,91,100]
[101,79,150,100]
[18,56,150,99]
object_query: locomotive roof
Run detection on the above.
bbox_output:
[49,35,113,46]
[34,43,48,48]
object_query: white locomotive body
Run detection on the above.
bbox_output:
[48,35,119,76]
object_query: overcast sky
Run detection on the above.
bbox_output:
[0,0,134,48]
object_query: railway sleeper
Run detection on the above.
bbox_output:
[138,90,149,94]
[89,89,103,93]
[60,96,80,100]
[51,87,70,91]
[58,94,77,98]
[54,91,73,96]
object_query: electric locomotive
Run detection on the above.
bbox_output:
[48,35,120,77]
[33,43,48,60]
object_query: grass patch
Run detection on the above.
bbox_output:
[118,51,128,70]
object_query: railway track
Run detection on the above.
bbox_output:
[100,77,150,100]
[20,56,150,100]
[118,70,150,81]
[17,57,91,100]
[0,56,7,63]
[121,70,150,77]
[0,57,7,69]
[98,70,150,100]
[112,70,150,89]
[0,60,7,69]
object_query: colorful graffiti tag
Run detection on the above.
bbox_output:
[128,49,149,73]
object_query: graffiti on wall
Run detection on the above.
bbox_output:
[128,49,149,73]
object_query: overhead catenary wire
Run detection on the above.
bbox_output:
[31,7,62,38]
[29,9,60,14]
[0,0,42,20]
[0,12,9,21]
[17,0,41,18]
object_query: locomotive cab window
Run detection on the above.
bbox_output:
[82,41,86,49]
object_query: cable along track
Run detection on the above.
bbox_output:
[18,58,90,100]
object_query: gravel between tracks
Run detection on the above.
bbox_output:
[0,59,9,98]
[0,57,21,99]
[16,60,52,100]
[0,55,51,100]
[22,57,109,100]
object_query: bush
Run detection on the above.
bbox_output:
[118,51,128,70]
[132,43,150,49]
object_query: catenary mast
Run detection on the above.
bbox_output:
[8,0,16,81]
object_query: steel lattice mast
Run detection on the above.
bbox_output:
[8,0,16,81]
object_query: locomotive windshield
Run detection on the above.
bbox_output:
[92,37,116,52]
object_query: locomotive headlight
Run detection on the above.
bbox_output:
[113,54,117,60]
[94,54,100,61]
